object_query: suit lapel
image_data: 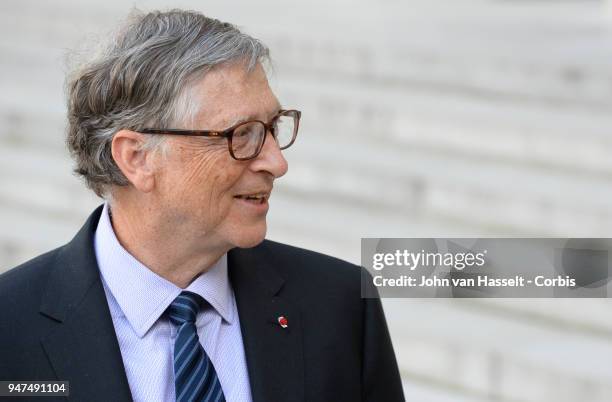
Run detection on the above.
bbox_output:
[229,244,305,402]
[39,206,132,402]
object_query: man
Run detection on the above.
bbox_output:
[0,9,404,402]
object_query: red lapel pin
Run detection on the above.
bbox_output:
[277,316,288,329]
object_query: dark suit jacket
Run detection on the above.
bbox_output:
[0,206,404,402]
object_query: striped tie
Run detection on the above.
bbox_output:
[168,291,225,402]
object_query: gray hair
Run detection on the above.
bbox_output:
[66,9,270,197]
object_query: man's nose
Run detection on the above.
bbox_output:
[250,132,289,178]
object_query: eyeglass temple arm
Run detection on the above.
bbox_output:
[139,128,229,137]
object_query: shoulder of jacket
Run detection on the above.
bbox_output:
[0,246,62,297]
[258,239,364,287]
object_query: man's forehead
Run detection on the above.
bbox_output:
[225,104,282,127]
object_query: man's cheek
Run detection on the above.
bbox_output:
[182,151,221,187]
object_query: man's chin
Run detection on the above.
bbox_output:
[231,228,267,249]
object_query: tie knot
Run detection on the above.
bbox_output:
[168,291,203,326]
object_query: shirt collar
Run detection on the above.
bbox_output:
[94,203,235,338]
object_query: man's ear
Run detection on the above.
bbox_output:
[111,129,157,193]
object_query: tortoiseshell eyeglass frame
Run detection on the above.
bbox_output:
[139,109,301,161]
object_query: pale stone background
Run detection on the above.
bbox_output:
[1,0,612,400]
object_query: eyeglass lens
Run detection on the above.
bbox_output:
[231,112,297,159]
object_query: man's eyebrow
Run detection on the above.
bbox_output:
[227,105,283,127]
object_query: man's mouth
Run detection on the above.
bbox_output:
[234,193,269,204]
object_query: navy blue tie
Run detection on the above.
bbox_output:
[168,291,225,402]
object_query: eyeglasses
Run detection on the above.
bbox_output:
[139,109,301,161]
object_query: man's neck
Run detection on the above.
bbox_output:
[107,201,226,289]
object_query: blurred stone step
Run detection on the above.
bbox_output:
[286,135,612,234]
[279,74,612,176]
[274,38,612,108]
[463,299,612,338]
[384,299,612,402]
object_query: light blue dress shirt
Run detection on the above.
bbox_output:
[94,203,253,402]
